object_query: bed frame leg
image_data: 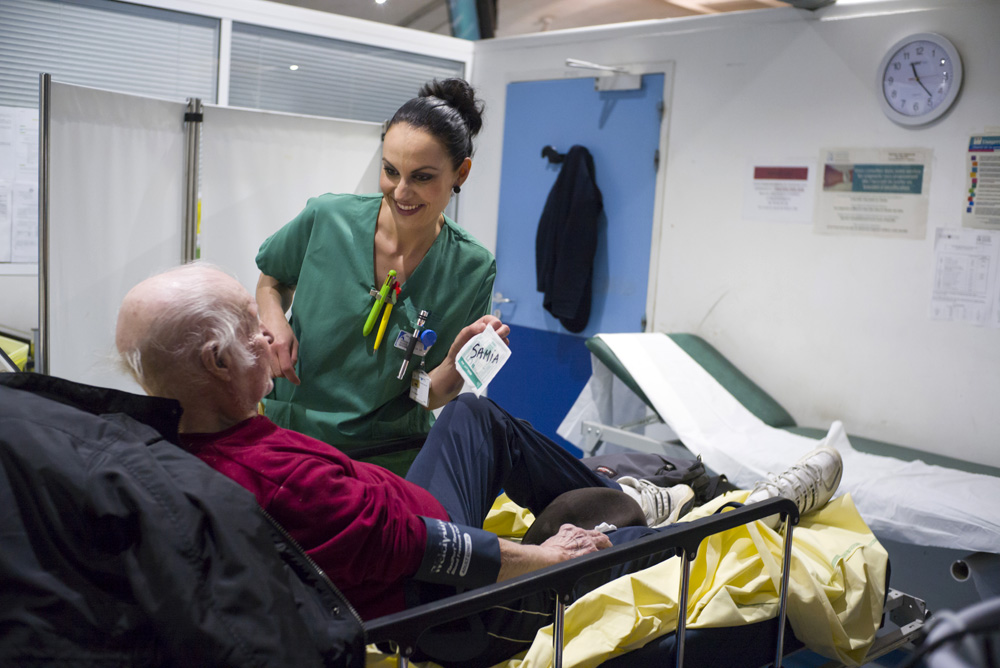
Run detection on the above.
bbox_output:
[675,549,693,668]
[773,518,795,668]
[553,597,566,668]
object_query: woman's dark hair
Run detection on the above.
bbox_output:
[386,78,485,169]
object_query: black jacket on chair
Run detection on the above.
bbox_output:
[0,372,365,668]
[535,145,604,333]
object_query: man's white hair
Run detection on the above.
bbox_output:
[119,263,256,394]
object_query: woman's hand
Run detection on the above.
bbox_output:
[448,315,511,356]
[256,273,301,385]
[425,315,510,409]
[266,318,300,385]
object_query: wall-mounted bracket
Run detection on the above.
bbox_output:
[565,58,642,91]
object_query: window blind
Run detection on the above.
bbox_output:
[0,0,219,109]
[229,22,464,123]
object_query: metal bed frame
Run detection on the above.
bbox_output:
[367,498,800,668]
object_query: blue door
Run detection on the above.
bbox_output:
[489,75,664,455]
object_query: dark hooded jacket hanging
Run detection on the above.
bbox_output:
[535,145,603,333]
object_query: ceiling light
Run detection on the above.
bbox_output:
[289,65,299,70]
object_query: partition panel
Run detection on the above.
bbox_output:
[46,85,383,393]
[48,82,187,392]
[198,104,383,295]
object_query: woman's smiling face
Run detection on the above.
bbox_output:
[380,122,470,231]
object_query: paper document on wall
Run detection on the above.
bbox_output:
[11,183,37,264]
[815,147,931,239]
[0,187,10,263]
[743,159,815,223]
[0,109,15,184]
[0,106,39,266]
[929,227,1000,327]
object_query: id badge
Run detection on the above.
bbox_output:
[409,369,431,406]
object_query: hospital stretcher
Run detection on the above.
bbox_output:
[368,497,801,668]
[366,493,927,668]
[567,333,1000,612]
[366,450,930,667]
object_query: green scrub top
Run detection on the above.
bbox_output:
[256,193,496,471]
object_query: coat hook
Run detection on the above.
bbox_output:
[541,145,566,164]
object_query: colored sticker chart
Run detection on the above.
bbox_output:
[963,135,1000,231]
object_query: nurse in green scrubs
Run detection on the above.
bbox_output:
[255,79,508,475]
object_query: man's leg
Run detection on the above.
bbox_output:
[405,394,618,526]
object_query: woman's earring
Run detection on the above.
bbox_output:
[453,185,461,194]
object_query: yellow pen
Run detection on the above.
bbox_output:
[364,269,397,336]
[374,282,399,351]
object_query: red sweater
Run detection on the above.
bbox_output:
[180,416,449,620]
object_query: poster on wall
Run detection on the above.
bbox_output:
[929,227,1000,328]
[963,135,1000,232]
[815,147,931,239]
[742,159,815,223]
[0,105,39,267]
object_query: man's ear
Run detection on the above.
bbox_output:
[200,341,231,382]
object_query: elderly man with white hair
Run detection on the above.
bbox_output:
[114,262,842,668]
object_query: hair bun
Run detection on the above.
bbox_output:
[419,78,484,138]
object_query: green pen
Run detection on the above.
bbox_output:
[363,269,397,336]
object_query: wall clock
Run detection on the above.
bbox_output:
[878,32,963,126]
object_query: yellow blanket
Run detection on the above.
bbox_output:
[368,491,887,668]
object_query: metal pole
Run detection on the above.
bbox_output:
[675,550,692,668]
[774,520,795,668]
[182,99,202,263]
[37,73,51,375]
[553,597,566,668]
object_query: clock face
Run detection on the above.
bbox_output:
[879,33,962,126]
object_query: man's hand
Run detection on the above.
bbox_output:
[539,524,613,561]
[497,524,611,582]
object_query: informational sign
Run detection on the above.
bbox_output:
[743,159,815,223]
[929,227,1000,327]
[0,105,39,266]
[963,135,1000,231]
[815,147,931,239]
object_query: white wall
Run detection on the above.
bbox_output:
[464,0,1000,468]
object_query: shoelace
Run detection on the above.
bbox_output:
[637,479,670,519]
[758,463,821,514]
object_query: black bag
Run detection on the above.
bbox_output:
[582,451,736,505]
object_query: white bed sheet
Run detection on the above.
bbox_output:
[560,333,1000,553]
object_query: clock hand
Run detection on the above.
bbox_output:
[911,62,933,97]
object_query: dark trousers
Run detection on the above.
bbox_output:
[404,394,671,667]
[406,393,621,523]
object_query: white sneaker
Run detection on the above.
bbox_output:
[745,445,843,524]
[617,477,695,528]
